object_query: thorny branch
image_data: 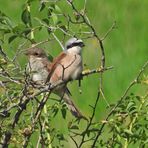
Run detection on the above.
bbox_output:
[0,0,145,148]
[23,93,51,148]
[0,0,116,147]
[91,60,148,147]
[67,0,105,66]
[0,57,113,147]
[65,1,116,147]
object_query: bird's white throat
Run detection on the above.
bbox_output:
[67,46,82,55]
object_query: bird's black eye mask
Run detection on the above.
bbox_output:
[67,42,85,49]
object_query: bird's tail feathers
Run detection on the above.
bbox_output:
[62,88,86,120]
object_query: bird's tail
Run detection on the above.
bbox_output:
[61,88,86,119]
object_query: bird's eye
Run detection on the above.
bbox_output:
[34,52,38,56]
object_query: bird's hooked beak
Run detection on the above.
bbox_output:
[79,42,85,47]
[76,39,85,47]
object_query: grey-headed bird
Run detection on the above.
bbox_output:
[25,38,85,119]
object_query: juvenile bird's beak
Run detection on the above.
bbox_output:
[24,50,29,55]
[24,50,31,56]
[23,48,31,56]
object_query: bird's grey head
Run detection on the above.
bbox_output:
[25,47,47,58]
[65,38,85,50]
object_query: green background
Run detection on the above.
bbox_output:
[0,0,147,147]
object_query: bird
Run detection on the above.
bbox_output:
[25,38,85,119]
[25,47,50,84]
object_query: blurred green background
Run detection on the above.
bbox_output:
[0,0,147,147]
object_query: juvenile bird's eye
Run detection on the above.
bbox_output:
[34,52,38,56]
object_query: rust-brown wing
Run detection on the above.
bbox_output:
[45,52,67,83]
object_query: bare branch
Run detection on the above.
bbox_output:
[101,21,117,41]
[52,33,65,50]
[91,60,148,147]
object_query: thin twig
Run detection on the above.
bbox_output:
[52,33,65,50]
[101,21,116,41]
[91,60,148,147]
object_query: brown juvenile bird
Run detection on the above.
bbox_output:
[25,38,85,118]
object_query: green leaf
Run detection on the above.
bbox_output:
[0,39,3,44]
[0,28,11,34]
[2,16,13,28]
[61,108,66,119]
[129,106,137,114]
[74,13,81,21]
[55,5,62,13]
[39,2,46,12]
[86,130,90,137]
[57,133,65,141]
[0,28,10,42]
[144,139,148,144]
[56,21,62,25]
[126,101,135,110]
[48,4,55,16]
[12,23,26,33]
[27,0,36,3]
[70,125,79,130]
[8,35,17,43]
[60,25,67,31]
[52,108,59,117]
[0,11,6,17]
[52,105,59,117]
[21,8,31,25]
[114,124,121,133]
[47,54,53,62]
[135,95,141,102]
[49,4,55,11]
[124,129,133,135]
[52,13,58,25]
[12,24,32,38]
[22,28,31,36]
[42,18,49,25]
